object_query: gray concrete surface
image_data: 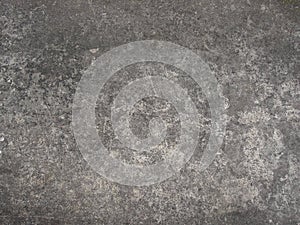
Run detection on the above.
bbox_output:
[0,0,299,224]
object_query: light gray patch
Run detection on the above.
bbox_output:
[72,40,226,186]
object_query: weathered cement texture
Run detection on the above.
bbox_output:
[0,0,299,224]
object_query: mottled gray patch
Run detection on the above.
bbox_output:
[72,40,226,186]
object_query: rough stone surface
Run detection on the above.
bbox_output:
[0,0,299,224]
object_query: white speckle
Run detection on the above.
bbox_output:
[0,136,4,142]
[294,31,300,38]
[89,48,99,54]
[261,4,266,11]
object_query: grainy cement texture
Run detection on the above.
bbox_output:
[0,0,299,224]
